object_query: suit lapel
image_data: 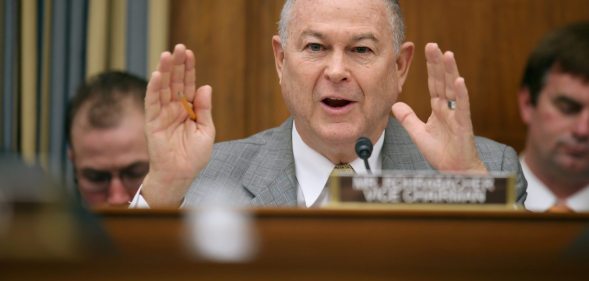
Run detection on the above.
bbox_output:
[241,119,298,206]
[382,118,431,171]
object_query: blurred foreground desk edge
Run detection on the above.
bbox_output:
[3,208,589,281]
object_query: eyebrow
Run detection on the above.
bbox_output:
[351,33,379,43]
[300,30,379,43]
[300,30,325,40]
[80,161,149,173]
[553,95,584,106]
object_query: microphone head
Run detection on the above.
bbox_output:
[355,137,373,160]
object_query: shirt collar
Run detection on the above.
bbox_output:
[292,122,384,207]
[520,155,589,212]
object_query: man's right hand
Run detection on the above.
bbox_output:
[142,44,215,208]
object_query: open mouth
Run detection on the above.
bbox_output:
[322,98,353,108]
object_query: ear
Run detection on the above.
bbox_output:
[518,88,535,125]
[272,35,285,84]
[395,42,415,93]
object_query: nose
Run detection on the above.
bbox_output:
[107,177,131,206]
[324,50,349,83]
[572,109,589,140]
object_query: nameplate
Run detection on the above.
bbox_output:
[328,172,517,209]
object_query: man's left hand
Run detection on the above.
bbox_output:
[391,43,487,173]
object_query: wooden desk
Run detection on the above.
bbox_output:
[2,208,589,280]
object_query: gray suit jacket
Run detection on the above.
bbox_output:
[185,118,527,207]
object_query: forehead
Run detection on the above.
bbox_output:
[289,0,393,39]
[71,105,146,152]
[73,96,142,125]
[543,71,589,104]
[71,121,148,170]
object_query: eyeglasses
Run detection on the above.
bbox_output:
[76,162,149,194]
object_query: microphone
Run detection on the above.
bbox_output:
[355,137,373,173]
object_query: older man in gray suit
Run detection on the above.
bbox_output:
[134,0,526,208]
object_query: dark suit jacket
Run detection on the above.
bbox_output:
[184,118,527,206]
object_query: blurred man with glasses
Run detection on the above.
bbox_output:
[66,71,149,207]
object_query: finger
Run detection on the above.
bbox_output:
[443,51,460,101]
[145,71,162,123]
[425,44,438,98]
[454,77,473,128]
[158,52,173,105]
[184,49,196,101]
[193,85,215,135]
[425,43,444,99]
[391,102,425,138]
[170,44,187,101]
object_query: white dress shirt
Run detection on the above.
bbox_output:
[520,156,589,212]
[130,124,385,208]
[292,123,383,207]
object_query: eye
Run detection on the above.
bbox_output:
[352,46,372,54]
[120,162,150,190]
[553,96,582,116]
[122,163,150,180]
[78,169,111,193]
[305,43,324,52]
[82,170,111,183]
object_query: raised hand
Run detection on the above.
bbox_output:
[391,43,486,173]
[142,44,216,207]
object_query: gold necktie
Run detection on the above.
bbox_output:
[548,200,573,213]
[312,164,355,208]
[331,163,355,175]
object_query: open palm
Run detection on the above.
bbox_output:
[392,43,486,173]
[142,44,215,207]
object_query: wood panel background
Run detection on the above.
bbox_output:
[169,0,589,152]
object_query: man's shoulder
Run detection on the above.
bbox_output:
[474,136,508,152]
[213,122,289,155]
[474,136,527,204]
[473,136,516,160]
[186,120,295,206]
[206,119,293,169]
[473,135,520,171]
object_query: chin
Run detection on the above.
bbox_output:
[556,156,589,175]
[566,162,589,175]
[314,123,362,145]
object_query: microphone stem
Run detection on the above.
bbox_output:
[363,159,372,174]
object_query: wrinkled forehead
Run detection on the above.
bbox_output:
[289,0,394,39]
